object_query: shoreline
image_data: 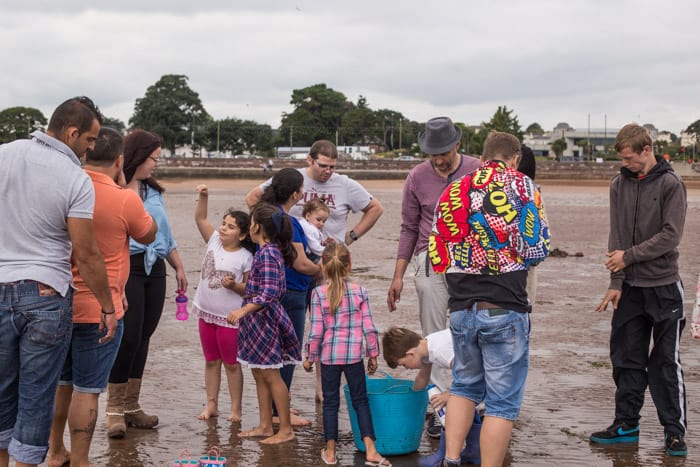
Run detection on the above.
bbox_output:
[161,177,700,192]
[153,158,700,186]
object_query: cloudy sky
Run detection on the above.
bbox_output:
[2,0,699,134]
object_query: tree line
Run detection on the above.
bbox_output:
[2,74,698,159]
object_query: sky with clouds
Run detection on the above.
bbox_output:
[1,0,699,135]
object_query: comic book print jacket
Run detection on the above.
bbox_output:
[429,159,550,275]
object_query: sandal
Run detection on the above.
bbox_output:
[321,448,337,465]
[365,457,391,467]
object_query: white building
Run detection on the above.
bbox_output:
[525,122,663,159]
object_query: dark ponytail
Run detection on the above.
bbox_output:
[251,202,297,267]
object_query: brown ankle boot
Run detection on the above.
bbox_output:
[124,378,159,429]
[106,382,128,439]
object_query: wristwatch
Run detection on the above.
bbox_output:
[349,230,359,241]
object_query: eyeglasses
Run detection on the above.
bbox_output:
[313,159,336,170]
[149,156,161,163]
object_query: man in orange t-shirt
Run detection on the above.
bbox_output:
[47,127,157,467]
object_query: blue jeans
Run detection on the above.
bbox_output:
[321,360,375,442]
[60,320,124,393]
[450,305,530,421]
[274,288,307,416]
[0,281,73,465]
[280,288,307,386]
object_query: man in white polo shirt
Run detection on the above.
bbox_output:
[0,97,115,467]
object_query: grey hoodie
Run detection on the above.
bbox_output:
[608,157,687,290]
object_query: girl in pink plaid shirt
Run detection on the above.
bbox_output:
[303,243,390,466]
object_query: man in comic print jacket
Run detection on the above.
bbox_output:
[428,131,549,467]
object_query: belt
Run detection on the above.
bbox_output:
[474,301,509,317]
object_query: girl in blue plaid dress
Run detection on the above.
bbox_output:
[227,202,301,444]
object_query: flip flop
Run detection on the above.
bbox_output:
[365,456,391,467]
[321,448,337,465]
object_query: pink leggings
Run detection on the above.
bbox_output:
[198,319,239,365]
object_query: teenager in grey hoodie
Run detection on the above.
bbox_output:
[591,123,688,457]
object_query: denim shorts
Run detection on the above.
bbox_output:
[450,305,530,421]
[59,319,124,393]
[0,280,73,464]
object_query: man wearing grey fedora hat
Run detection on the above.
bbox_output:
[387,116,480,436]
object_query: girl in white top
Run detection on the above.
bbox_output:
[193,184,254,421]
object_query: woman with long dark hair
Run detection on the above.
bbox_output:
[105,130,188,438]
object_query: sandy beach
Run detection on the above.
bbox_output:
[41,177,700,466]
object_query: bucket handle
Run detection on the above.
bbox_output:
[367,371,415,395]
[369,370,392,380]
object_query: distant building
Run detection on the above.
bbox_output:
[276,146,311,158]
[680,131,698,147]
[524,122,666,160]
[276,145,372,160]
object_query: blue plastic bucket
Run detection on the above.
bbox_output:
[344,372,428,455]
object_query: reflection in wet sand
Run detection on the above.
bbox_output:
[43,179,700,466]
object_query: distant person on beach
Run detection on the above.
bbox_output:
[517,144,536,180]
[591,123,688,457]
[0,97,116,467]
[382,326,481,466]
[47,128,157,467]
[386,116,480,435]
[245,139,383,245]
[302,243,389,467]
[429,131,550,467]
[193,185,254,421]
[259,168,321,425]
[227,202,301,444]
[106,129,188,438]
[298,198,331,261]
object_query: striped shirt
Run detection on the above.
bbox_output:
[305,280,380,365]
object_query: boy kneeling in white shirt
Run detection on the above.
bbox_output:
[383,327,481,467]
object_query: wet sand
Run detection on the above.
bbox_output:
[47,178,700,466]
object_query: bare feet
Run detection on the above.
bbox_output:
[46,449,70,467]
[272,413,311,426]
[290,407,300,416]
[227,412,241,422]
[239,426,274,438]
[260,429,295,444]
[196,402,219,420]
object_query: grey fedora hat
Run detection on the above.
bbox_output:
[418,117,462,154]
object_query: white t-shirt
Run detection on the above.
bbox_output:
[424,329,453,370]
[260,168,373,242]
[297,217,326,256]
[192,231,253,327]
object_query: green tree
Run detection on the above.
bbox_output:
[340,96,377,145]
[102,117,126,134]
[551,138,567,160]
[526,122,544,135]
[130,74,210,154]
[482,106,524,141]
[456,123,485,155]
[685,119,700,152]
[374,109,405,150]
[0,106,47,143]
[205,118,274,155]
[576,138,590,159]
[279,84,350,146]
